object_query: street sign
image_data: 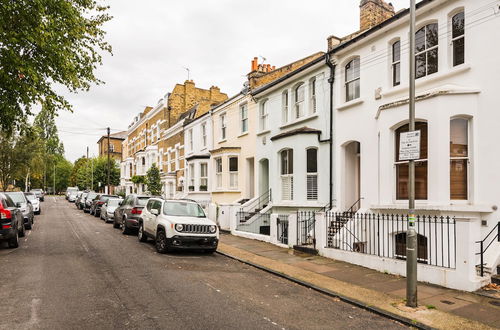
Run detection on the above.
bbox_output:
[399,130,421,161]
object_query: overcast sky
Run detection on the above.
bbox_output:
[57,0,409,162]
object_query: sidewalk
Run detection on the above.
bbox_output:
[218,233,500,329]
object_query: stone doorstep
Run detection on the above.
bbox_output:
[217,241,494,330]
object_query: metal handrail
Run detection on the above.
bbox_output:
[241,189,271,214]
[475,221,499,277]
[346,197,364,214]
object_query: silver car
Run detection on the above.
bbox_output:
[24,192,41,215]
[100,198,122,223]
[4,191,34,229]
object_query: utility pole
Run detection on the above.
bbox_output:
[406,0,418,308]
[87,146,90,190]
[107,127,111,194]
[91,156,94,191]
[53,162,56,195]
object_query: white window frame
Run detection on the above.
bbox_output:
[188,128,193,151]
[215,157,223,188]
[260,100,268,131]
[294,84,305,119]
[449,117,470,201]
[229,156,238,189]
[201,122,207,147]
[280,149,294,201]
[415,23,439,79]
[306,148,318,200]
[309,78,317,114]
[200,163,208,190]
[345,57,360,102]
[391,40,401,87]
[282,90,289,124]
[220,114,227,141]
[240,103,248,134]
[188,163,195,190]
[451,11,465,67]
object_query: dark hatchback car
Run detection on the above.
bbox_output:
[0,192,25,248]
[90,194,118,217]
[83,192,98,213]
[113,194,150,234]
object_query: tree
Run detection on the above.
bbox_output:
[74,156,119,192]
[0,0,112,133]
[146,164,162,196]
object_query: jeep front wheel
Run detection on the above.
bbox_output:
[155,230,169,254]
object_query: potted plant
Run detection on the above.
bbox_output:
[199,185,208,191]
[188,185,195,191]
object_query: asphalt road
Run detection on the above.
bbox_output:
[0,196,406,330]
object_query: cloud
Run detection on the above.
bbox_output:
[57,0,410,162]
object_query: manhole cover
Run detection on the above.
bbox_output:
[440,300,455,305]
[489,300,500,307]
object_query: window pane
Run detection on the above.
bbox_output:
[392,41,400,62]
[450,159,467,200]
[415,53,426,79]
[452,12,465,38]
[450,118,468,157]
[415,27,426,52]
[453,37,465,66]
[393,62,400,86]
[306,149,317,173]
[296,85,304,102]
[229,157,238,172]
[395,122,428,162]
[426,23,438,48]
[427,48,438,75]
[396,162,428,200]
[288,150,293,174]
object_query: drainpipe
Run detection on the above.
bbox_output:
[325,53,336,208]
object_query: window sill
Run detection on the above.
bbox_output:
[212,189,241,194]
[381,63,471,98]
[370,203,493,213]
[280,114,319,129]
[218,139,227,144]
[257,129,271,136]
[336,98,364,111]
[237,132,249,138]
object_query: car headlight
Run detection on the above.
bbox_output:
[175,223,184,232]
[209,225,217,233]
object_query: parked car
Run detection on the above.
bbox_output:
[4,192,34,230]
[65,187,78,200]
[100,198,122,223]
[113,194,150,233]
[30,189,45,202]
[24,192,41,215]
[0,192,25,248]
[90,194,118,217]
[138,198,218,253]
[77,192,88,210]
[83,191,98,213]
[68,190,78,202]
[75,191,83,204]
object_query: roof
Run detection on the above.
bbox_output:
[329,0,434,55]
[251,54,326,96]
[97,130,127,144]
[270,127,322,141]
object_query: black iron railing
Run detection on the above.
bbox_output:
[297,211,316,247]
[326,212,456,269]
[277,215,289,244]
[476,221,499,277]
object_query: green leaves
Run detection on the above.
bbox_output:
[0,0,112,134]
[146,164,162,196]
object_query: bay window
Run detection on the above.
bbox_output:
[395,122,428,200]
[200,163,208,191]
[450,118,468,200]
[229,157,238,189]
[306,148,318,200]
[280,149,294,200]
[215,158,222,188]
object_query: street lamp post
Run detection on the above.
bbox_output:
[406,0,418,308]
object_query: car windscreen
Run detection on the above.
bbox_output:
[67,188,78,192]
[86,193,97,199]
[136,197,149,206]
[25,194,37,201]
[5,192,26,204]
[163,201,205,217]
[100,195,117,201]
[107,199,121,207]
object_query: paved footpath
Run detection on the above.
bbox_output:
[0,197,405,329]
[218,234,500,330]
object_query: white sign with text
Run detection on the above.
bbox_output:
[399,130,421,161]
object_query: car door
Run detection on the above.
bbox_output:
[150,200,162,235]
[117,196,128,220]
[142,200,153,234]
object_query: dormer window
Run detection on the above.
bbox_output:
[345,58,360,102]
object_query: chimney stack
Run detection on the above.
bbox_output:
[360,0,395,31]
[251,57,258,72]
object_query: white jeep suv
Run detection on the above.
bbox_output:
[138,198,218,253]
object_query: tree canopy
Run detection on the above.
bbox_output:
[146,164,162,196]
[0,0,112,133]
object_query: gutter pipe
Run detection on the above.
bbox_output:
[325,53,336,208]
